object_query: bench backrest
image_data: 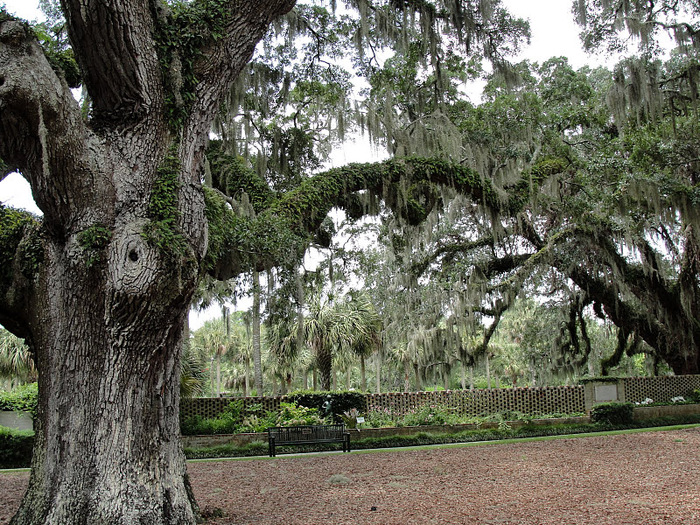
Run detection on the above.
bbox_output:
[268,424,346,442]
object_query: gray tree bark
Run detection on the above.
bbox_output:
[0,0,294,522]
[252,270,263,395]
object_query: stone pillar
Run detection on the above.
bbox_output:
[583,379,623,413]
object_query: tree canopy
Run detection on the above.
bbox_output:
[0,0,699,523]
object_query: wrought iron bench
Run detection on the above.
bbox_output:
[267,424,351,457]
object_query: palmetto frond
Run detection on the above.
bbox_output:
[0,329,36,384]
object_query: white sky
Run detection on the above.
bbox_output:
[0,0,609,328]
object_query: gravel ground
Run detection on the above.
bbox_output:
[2,427,699,524]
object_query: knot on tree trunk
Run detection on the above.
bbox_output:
[108,221,163,297]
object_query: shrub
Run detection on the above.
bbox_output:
[690,389,700,403]
[591,402,635,425]
[0,383,38,416]
[288,390,366,421]
[363,407,395,428]
[180,400,326,435]
[0,426,34,468]
[399,404,460,426]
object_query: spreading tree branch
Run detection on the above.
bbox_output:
[204,155,566,280]
[0,15,96,231]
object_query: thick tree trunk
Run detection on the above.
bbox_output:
[12,243,199,524]
[0,1,296,523]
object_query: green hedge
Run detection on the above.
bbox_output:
[0,426,34,469]
[183,415,700,459]
[0,383,38,416]
[590,402,635,425]
[288,390,366,421]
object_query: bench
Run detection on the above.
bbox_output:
[267,424,351,457]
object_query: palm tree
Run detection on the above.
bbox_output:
[179,348,207,398]
[0,329,36,387]
[268,293,382,391]
[190,317,243,396]
[341,294,382,391]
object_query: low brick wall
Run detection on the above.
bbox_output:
[633,403,700,420]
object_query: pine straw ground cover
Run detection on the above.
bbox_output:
[2,427,699,524]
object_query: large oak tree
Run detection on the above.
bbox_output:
[0,0,532,522]
[0,1,297,522]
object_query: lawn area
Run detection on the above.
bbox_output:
[2,426,700,524]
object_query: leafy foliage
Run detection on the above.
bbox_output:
[0,425,34,469]
[0,383,38,415]
[77,224,112,268]
[143,148,187,256]
[0,205,42,292]
[0,331,36,386]
[154,0,232,129]
[590,402,635,425]
[180,399,326,435]
[33,21,81,88]
[289,390,367,420]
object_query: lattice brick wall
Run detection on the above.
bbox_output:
[365,386,585,418]
[180,396,280,421]
[622,375,700,404]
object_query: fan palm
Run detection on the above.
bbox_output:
[0,329,36,387]
[268,293,382,391]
